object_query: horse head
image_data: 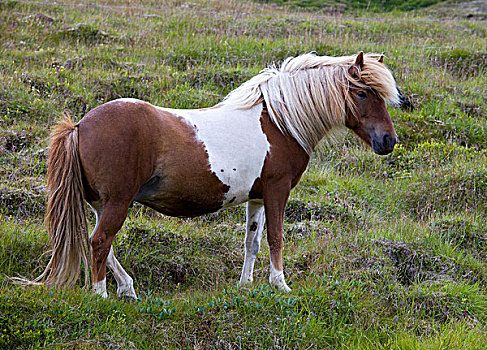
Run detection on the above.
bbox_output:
[344,52,403,155]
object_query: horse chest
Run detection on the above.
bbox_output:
[157,104,270,208]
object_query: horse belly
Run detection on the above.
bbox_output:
[135,158,258,217]
[134,171,230,217]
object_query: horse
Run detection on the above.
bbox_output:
[18,52,411,299]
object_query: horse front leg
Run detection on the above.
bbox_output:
[263,182,292,292]
[239,200,265,286]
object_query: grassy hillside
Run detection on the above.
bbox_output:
[1,0,486,348]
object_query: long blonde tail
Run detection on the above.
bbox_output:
[14,118,91,288]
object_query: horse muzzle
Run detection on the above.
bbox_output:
[372,133,397,155]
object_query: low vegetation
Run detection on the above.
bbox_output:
[1,0,486,348]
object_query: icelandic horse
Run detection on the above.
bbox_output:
[18,52,411,299]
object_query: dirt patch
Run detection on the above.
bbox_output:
[165,258,192,284]
[374,239,454,286]
[1,130,33,153]
[0,185,45,217]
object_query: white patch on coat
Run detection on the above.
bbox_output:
[158,103,269,206]
[93,278,108,298]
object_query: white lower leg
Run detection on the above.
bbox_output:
[90,204,109,298]
[269,260,291,292]
[107,247,137,300]
[239,254,257,285]
[239,201,265,286]
[93,278,108,298]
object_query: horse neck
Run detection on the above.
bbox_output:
[261,69,348,154]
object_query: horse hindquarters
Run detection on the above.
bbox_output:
[78,100,161,298]
[90,202,131,298]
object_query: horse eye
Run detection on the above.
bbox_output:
[357,91,367,100]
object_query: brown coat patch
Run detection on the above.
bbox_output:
[79,100,229,217]
[250,105,310,200]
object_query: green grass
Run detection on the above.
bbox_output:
[254,0,448,12]
[1,0,487,348]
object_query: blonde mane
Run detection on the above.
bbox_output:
[224,53,400,154]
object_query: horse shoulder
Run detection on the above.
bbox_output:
[254,108,310,193]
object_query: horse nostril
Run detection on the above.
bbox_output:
[383,133,397,149]
[372,133,397,155]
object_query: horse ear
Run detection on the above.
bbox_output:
[355,52,364,67]
[378,55,384,63]
[349,52,364,79]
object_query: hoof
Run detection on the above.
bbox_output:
[94,290,109,299]
[117,283,137,301]
[270,280,291,293]
[93,280,108,299]
[269,275,292,293]
[117,289,137,301]
[238,276,253,288]
[121,294,138,303]
[279,284,292,293]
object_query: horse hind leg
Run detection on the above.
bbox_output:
[89,202,136,300]
[107,246,137,300]
[90,201,131,298]
[239,200,265,286]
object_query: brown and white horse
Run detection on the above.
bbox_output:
[21,52,410,299]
